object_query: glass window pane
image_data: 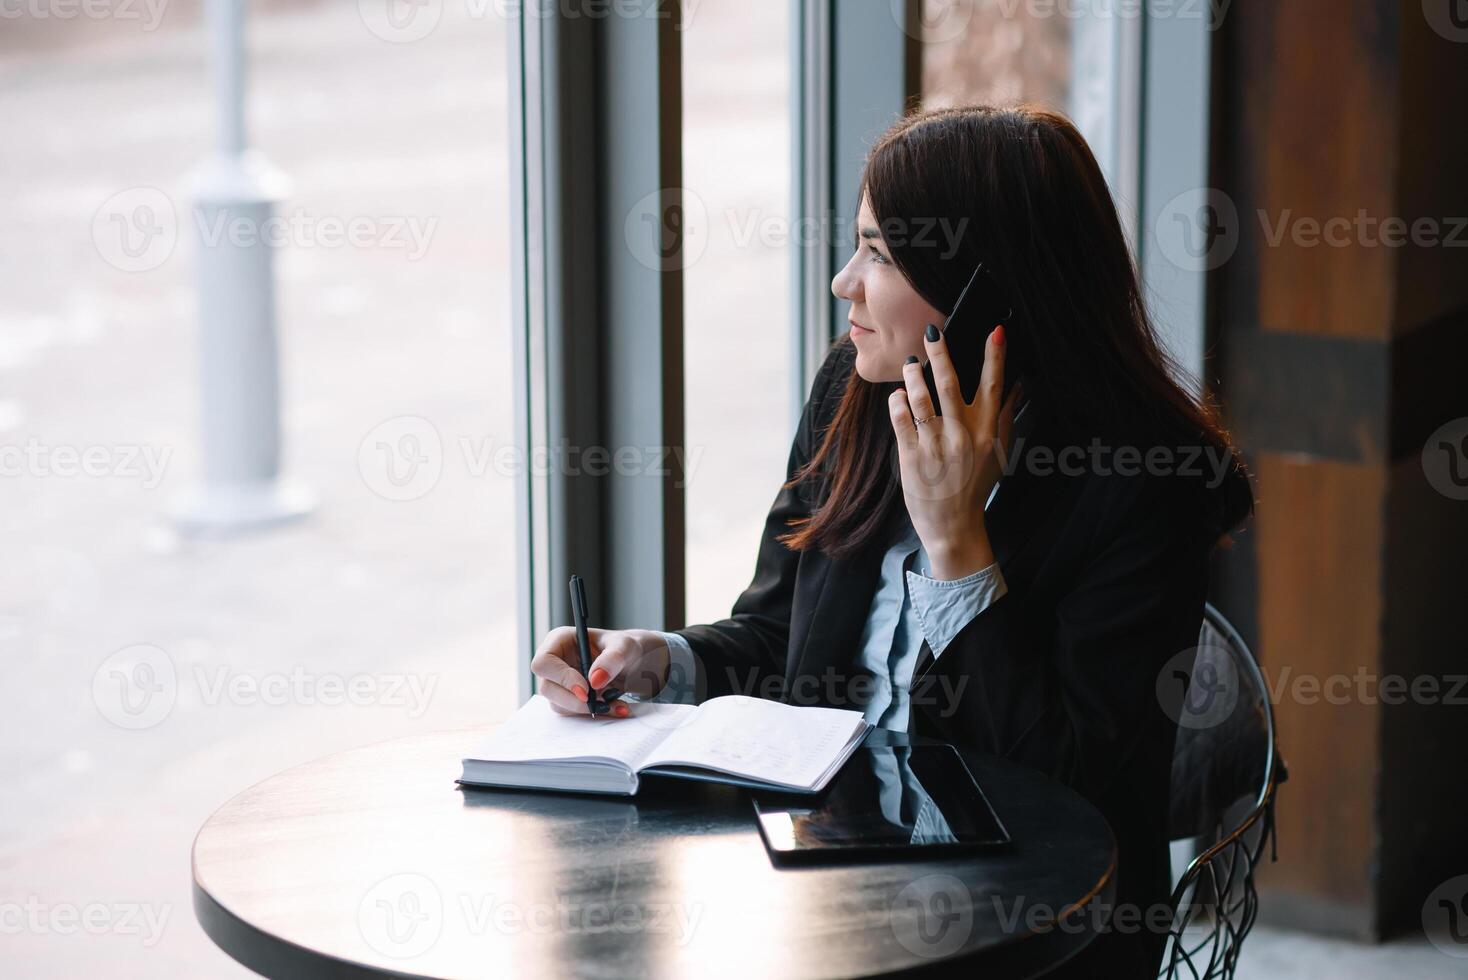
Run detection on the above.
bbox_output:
[918,1,1139,232]
[681,0,794,626]
[0,8,511,975]
[921,0,1071,108]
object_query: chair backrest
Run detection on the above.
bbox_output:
[1160,603,1281,980]
[1168,605,1277,839]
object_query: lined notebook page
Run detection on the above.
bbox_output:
[640,696,865,789]
[468,695,696,770]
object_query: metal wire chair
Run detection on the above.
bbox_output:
[1159,604,1284,979]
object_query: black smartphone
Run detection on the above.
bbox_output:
[922,260,1016,413]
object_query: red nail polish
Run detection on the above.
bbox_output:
[614,703,628,717]
[572,685,588,703]
[993,324,1005,346]
[589,668,608,688]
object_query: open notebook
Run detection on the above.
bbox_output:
[460,694,871,796]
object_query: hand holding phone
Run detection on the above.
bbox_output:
[922,260,1018,413]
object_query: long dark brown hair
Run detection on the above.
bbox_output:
[779,104,1252,560]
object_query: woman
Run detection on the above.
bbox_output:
[532,104,1252,975]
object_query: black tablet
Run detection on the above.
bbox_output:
[749,745,1011,864]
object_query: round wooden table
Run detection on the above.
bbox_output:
[192,727,1116,979]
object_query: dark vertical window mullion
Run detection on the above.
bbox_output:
[512,2,686,692]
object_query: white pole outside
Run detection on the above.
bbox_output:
[170,0,315,533]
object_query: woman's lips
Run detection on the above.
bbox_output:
[849,320,875,336]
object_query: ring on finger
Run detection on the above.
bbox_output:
[913,414,935,426]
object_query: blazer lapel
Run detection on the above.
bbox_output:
[785,516,892,707]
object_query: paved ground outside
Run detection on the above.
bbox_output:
[0,1,1453,976]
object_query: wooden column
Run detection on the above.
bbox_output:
[1207,0,1468,939]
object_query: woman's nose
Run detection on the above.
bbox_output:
[831,257,860,302]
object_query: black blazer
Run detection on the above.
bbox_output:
[673,337,1228,976]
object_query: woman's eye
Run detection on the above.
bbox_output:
[867,245,888,265]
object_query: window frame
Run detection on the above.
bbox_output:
[508,1,686,700]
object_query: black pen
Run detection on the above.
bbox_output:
[569,575,609,716]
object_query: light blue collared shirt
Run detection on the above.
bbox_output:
[856,508,1006,732]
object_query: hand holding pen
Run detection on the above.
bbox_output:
[528,576,675,718]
